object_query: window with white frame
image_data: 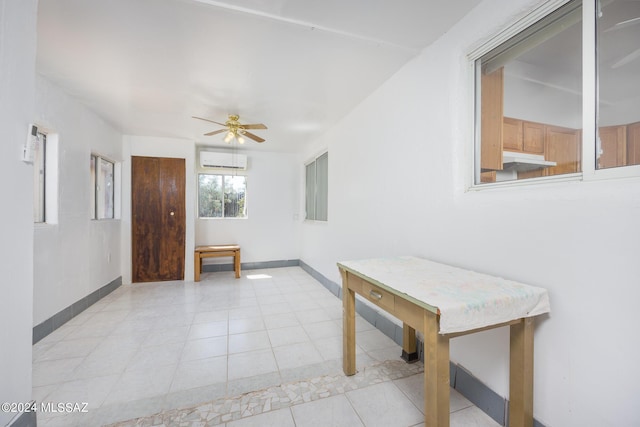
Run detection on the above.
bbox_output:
[472,0,640,186]
[33,129,59,224]
[33,131,47,223]
[305,152,328,221]
[198,174,247,218]
[91,154,115,219]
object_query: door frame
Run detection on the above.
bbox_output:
[121,138,196,284]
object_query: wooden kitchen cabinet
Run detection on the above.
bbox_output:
[544,126,581,176]
[504,122,581,177]
[480,68,582,180]
[480,171,497,183]
[523,121,545,154]
[627,122,640,166]
[598,125,626,169]
[503,118,545,155]
[502,117,550,179]
[503,117,522,151]
[481,67,504,171]
[598,122,640,168]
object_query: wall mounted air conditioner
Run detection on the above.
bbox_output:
[199,151,247,170]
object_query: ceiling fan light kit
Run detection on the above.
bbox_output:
[193,114,267,143]
[223,129,245,144]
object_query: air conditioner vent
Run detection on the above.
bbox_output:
[199,151,247,170]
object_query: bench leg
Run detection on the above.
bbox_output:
[194,252,201,282]
[234,250,241,278]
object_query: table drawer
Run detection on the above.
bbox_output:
[362,282,395,312]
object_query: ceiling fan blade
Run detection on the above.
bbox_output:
[603,16,640,33]
[204,129,227,136]
[611,47,640,69]
[192,116,227,127]
[242,123,268,130]
[243,131,265,143]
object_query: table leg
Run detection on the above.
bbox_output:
[194,251,201,282]
[234,250,241,278]
[342,273,356,376]
[423,310,450,427]
[401,323,419,363]
[509,317,534,427]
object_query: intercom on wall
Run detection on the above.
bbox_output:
[22,124,39,163]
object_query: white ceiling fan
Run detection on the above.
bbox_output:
[192,114,268,143]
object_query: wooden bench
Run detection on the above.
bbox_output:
[194,245,241,281]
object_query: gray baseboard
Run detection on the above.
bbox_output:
[298,260,342,298]
[5,403,37,427]
[299,260,405,348]
[453,363,506,425]
[299,260,546,427]
[32,276,122,344]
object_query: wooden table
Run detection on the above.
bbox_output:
[194,245,241,281]
[338,257,550,427]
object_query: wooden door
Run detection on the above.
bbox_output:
[132,156,185,282]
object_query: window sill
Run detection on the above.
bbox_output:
[198,217,248,220]
[34,222,57,229]
[468,172,583,191]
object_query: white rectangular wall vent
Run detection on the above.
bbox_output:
[200,151,247,170]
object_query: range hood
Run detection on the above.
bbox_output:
[502,151,556,172]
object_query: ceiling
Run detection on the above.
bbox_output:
[36,0,481,152]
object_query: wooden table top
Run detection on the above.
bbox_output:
[338,256,550,334]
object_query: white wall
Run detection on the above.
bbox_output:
[195,148,301,265]
[121,136,197,284]
[299,0,640,426]
[33,77,122,325]
[0,0,37,424]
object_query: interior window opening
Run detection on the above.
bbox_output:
[476,0,583,184]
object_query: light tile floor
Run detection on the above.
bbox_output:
[32,267,500,427]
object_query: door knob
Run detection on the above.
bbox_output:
[170,211,175,216]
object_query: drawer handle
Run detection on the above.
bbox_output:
[369,290,382,300]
